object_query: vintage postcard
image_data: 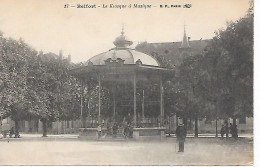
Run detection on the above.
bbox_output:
[0,0,254,166]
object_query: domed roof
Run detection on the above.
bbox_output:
[86,29,160,67]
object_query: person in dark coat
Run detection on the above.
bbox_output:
[128,124,133,138]
[225,123,229,139]
[97,124,102,139]
[229,123,234,138]
[123,124,129,139]
[233,125,238,139]
[106,124,110,136]
[220,124,225,139]
[112,123,118,138]
[9,127,14,138]
[175,123,187,152]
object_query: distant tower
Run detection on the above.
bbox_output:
[179,25,192,59]
[68,54,71,63]
[59,50,63,59]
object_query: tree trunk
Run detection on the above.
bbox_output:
[189,118,192,130]
[215,118,218,137]
[176,115,179,127]
[14,120,20,138]
[83,116,86,128]
[194,116,198,137]
[91,115,93,128]
[168,116,171,136]
[42,118,47,137]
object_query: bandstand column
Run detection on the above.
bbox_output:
[113,85,116,117]
[98,74,101,124]
[160,75,164,127]
[142,90,145,122]
[133,72,137,127]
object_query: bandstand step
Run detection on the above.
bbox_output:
[100,137,125,141]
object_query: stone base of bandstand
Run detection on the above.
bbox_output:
[78,128,99,140]
[132,127,166,141]
[78,127,166,141]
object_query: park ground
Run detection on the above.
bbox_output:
[0,134,253,166]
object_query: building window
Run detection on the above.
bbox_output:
[239,117,246,124]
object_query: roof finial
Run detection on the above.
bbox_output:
[184,23,186,34]
[113,25,133,48]
[121,24,125,35]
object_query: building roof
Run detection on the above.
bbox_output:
[87,48,159,66]
[86,29,160,67]
[135,39,211,66]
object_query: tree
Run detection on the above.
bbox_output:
[177,54,211,137]
[204,8,253,124]
[27,52,81,136]
[0,31,83,136]
[0,35,37,137]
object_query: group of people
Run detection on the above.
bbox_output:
[97,122,133,139]
[8,127,19,138]
[97,123,119,139]
[220,123,238,139]
[111,122,133,138]
[175,122,239,152]
[123,124,133,139]
[112,123,119,137]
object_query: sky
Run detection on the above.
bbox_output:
[0,0,250,63]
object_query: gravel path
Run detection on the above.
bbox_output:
[0,138,253,165]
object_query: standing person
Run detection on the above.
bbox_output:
[123,124,129,139]
[229,123,234,138]
[128,124,133,138]
[106,124,110,136]
[9,127,14,138]
[97,124,102,139]
[112,123,118,138]
[233,125,238,139]
[175,123,187,152]
[220,124,225,139]
[225,123,229,139]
